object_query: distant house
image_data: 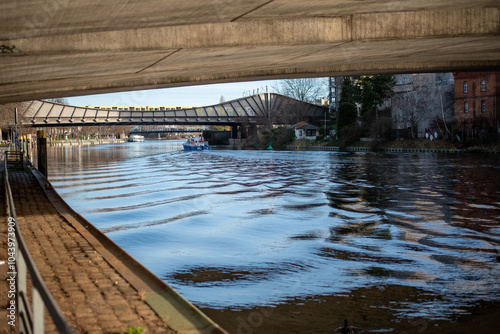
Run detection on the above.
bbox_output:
[289,122,320,140]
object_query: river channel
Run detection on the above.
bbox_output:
[47,141,500,333]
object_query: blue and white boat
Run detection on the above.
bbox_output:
[183,135,210,151]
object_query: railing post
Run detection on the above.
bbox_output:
[16,238,28,333]
[33,288,45,334]
[14,107,18,151]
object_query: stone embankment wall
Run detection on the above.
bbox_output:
[285,145,500,154]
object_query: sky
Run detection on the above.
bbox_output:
[66,80,282,108]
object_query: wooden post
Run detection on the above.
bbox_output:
[22,136,27,157]
[14,108,18,151]
[37,130,48,178]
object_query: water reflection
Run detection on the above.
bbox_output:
[48,143,500,333]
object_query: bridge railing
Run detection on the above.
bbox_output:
[4,152,73,334]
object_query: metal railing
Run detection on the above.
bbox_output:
[5,150,23,169]
[4,151,73,334]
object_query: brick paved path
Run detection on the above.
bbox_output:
[7,170,173,334]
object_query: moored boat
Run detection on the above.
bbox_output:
[183,135,210,151]
[128,135,145,142]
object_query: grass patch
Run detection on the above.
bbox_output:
[125,326,145,334]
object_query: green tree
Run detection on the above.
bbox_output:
[337,102,358,137]
[337,75,394,140]
[359,75,395,120]
[339,76,359,105]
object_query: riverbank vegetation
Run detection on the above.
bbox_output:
[281,75,499,153]
[245,122,500,152]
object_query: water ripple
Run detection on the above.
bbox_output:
[48,143,500,325]
[101,210,210,233]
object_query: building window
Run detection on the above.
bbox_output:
[463,82,468,93]
[306,129,316,137]
[481,100,486,112]
[481,80,486,92]
[464,102,469,113]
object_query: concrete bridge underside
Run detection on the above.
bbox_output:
[1,0,499,104]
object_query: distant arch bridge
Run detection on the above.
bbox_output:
[24,94,327,127]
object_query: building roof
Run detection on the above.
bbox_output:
[289,122,320,130]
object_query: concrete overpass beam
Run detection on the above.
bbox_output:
[0,4,499,103]
[6,9,498,52]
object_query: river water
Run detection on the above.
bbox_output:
[47,141,500,333]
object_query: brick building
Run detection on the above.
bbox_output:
[453,72,500,141]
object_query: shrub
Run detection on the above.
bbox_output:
[337,102,358,137]
[340,124,364,147]
[369,114,392,141]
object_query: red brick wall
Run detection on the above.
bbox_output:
[454,72,500,139]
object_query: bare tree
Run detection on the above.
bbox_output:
[273,78,326,102]
[391,74,454,139]
[46,97,69,104]
[0,101,32,140]
[392,82,424,139]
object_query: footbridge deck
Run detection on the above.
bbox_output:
[24,93,327,127]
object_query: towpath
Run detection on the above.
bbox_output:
[1,166,173,333]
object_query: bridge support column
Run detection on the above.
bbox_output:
[231,126,240,139]
[229,125,247,149]
[248,125,257,138]
[37,130,48,178]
